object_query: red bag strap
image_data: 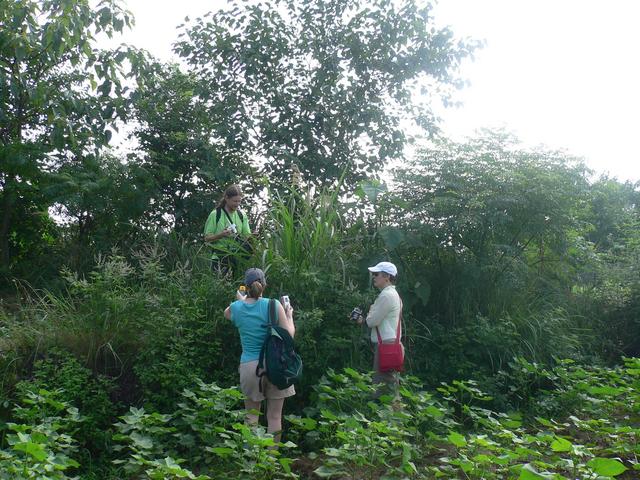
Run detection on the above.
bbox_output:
[375,298,403,344]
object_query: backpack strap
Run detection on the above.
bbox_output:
[269,297,277,327]
[216,206,244,227]
[256,339,267,393]
[256,298,277,393]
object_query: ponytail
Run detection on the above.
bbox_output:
[217,184,243,209]
[247,280,264,299]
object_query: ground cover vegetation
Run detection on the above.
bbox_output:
[1,0,639,478]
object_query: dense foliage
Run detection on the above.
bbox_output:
[1,358,639,478]
[1,0,639,478]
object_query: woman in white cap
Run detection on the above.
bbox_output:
[356,261,403,396]
[224,267,295,441]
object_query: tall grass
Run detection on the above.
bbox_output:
[0,246,238,404]
[258,187,350,295]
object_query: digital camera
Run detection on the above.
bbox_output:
[228,223,237,234]
[281,295,290,308]
[350,307,363,322]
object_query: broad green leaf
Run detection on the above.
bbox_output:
[587,457,627,476]
[314,465,346,478]
[130,431,153,449]
[321,409,338,420]
[587,386,624,396]
[503,419,522,428]
[13,442,47,461]
[535,417,553,427]
[210,447,234,456]
[279,457,293,474]
[424,405,444,418]
[447,431,467,447]
[300,418,317,430]
[378,226,405,250]
[518,464,554,479]
[550,437,572,452]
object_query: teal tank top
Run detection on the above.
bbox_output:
[230,297,279,363]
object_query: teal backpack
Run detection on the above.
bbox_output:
[256,299,303,391]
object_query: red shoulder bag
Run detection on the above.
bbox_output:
[375,304,404,372]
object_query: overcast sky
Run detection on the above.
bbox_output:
[113,0,640,183]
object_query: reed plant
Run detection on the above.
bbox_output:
[257,186,355,304]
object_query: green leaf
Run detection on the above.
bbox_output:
[210,447,234,456]
[535,417,553,427]
[13,442,47,461]
[587,386,624,396]
[130,431,153,449]
[587,458,627,476]
[279,457,293,474]
[314,465,345,478]
[378,226,405,250]
[321,409,338,420]
[550,437,572,452]
[447,431,466,447]
[300,418,317,430]
[518,464,554,479]
[424,405,444,418]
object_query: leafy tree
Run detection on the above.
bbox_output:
[389,130,592,318]
[174,0,478,188]
[129,63,252,237]
[48,153,154,272]
[0,0,146,273]
[586,177,638,251]
[377,131,596,378]
[581,177,640,356]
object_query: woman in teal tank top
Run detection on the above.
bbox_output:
[224,268,295,442]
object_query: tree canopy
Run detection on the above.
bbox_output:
[173,0,478,188]
[0,0,149,270]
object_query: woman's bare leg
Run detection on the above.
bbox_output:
[266,398,285,443]
[244,399,261,428]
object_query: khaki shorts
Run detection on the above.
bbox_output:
[239,360,296,402]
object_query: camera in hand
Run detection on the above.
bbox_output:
[350,307,363,322]
[281,295,290,308]
[228,223,237,234]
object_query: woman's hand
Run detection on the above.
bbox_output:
[204,228,233,243]
[284,304,294,320]
[277,302,295,337]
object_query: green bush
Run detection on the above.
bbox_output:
[112,380,297,479]
[0,388,81,479]
[13,348,117,476]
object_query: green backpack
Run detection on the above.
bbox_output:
[256,299,303,391]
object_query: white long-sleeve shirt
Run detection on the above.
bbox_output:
[366,285,402,343]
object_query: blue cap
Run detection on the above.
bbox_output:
[244,268,266,286]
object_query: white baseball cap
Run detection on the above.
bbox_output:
[368,261,397,276]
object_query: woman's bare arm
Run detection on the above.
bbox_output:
[277,302,295,337]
